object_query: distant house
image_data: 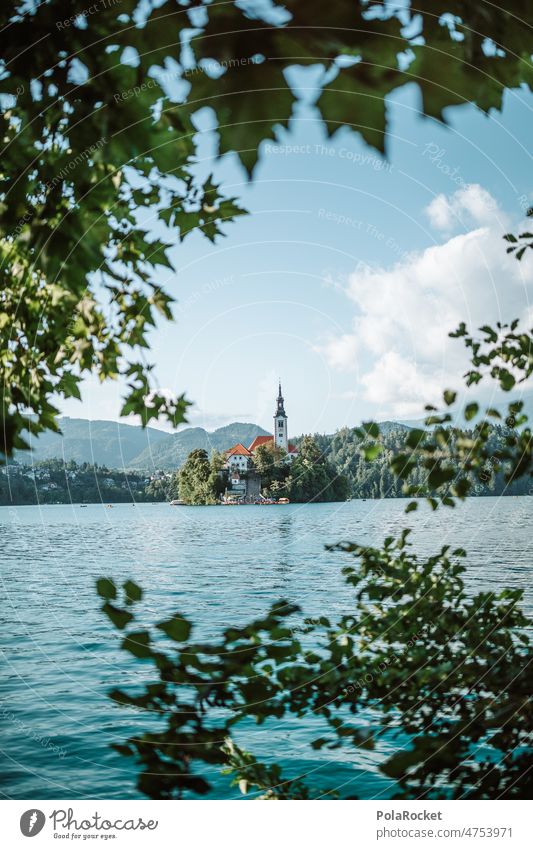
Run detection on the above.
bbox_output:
[225,443,252,472]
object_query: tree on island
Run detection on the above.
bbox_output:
[252,442,290,495]
[252,437,349,502]
[283,436,350,503]
[177,449,227,505]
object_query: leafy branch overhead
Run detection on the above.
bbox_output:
[1,0,532,454]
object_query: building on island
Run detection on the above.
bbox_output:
[273,381,289,450]
[223,383,298,501]
[224,443,252,472]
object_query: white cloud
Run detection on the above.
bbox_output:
[317,333,360,372]
[425,193,455,231]
[360,352,444,418]
[426,184,501,232]
[318,187,533,418]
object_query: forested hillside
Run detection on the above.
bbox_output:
[16,418,168,466]
[14,418,269,470]
[4,422,528,505]
[318,424,530,499]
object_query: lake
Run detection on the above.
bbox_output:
[1,497,531,800]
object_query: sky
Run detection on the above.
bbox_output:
[62,80,533,436]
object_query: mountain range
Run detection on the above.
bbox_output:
[16,418,270,470]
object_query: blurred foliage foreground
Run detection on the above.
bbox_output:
[98,325,533,799]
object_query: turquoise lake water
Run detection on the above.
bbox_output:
[1,497,531,800]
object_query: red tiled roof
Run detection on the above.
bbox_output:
[247,434,298,454]
[225,443,252,457]
[248,435,273,452]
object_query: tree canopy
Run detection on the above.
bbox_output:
[177,447,225,504]
[1,0,532,456]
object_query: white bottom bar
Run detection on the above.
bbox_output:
[1,799,530,848]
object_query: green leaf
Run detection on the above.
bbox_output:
[405,429,425,448]
[96,578,117,600]
[122,631,152,659]
[362,421,380,439]
[103,603,133,630]
[363,443,382,461]
[123,580,143,603]
[464,403,479,421]
[157,615,192,642]
[498,369,516,391]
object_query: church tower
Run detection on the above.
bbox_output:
[274,382,288,451]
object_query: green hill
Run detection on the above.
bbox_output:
[17,417,169,467]
[16,418,270,471]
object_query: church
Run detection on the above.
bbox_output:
[224,384,298,483]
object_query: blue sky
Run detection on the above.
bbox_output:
[63,81,533,435]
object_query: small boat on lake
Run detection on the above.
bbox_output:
[170,499,186,506]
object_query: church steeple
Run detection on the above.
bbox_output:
[274,381,288,451]
[275,381,286,417]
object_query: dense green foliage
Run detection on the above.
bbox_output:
[99,531,531,800]
[144,473,176,504]
[253,437,349,502]
[0,459,151,505]
[324,423,532,500]
[253,426,530,501]
[177,449,226,505]
[2,0,532,457]
[282,436,350,503]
